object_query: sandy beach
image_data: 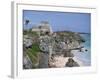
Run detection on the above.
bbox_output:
[49,54,85,68]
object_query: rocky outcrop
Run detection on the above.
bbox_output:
[39,52,49,68]
[23,55,33,69]
[65,58,80,67]
[23,22,86,69]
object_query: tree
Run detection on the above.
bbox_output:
[25,20,30,25]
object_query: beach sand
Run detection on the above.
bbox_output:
[49,55,84,68]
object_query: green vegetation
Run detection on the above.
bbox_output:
[31,43,40,56]
[23,30,38,37]
[24,29,40,67]
[26,43,40,67]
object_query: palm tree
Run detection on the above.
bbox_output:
[25,19,30,25]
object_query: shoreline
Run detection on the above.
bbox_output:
[49,55,85,67]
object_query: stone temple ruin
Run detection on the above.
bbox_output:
[23,21,87,68]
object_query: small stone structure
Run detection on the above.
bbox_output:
[32,21,52,36]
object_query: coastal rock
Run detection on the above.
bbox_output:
[65,58,79,67]
[63,50,74,57]
[39,53,49,68]
[23,55,33,69]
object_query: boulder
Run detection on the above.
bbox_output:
[65,58,79,67]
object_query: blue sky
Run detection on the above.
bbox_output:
[23,10,91,33]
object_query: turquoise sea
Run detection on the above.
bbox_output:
[73,34,91,66]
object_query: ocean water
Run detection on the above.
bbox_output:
[72,34,91,66]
